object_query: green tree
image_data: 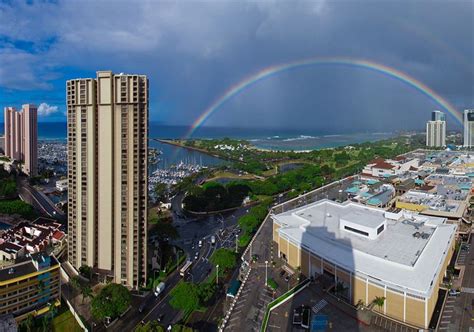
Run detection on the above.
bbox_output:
[197,282,217,304]
[21,314,35,332]
[154,182,168,202]
[171,324,194,332]
[238,214,259,234]
[210,248,236,272]
[70,275,81,293]
[0,199,35,219]
[372,296,386,311]
[90,283,131,320]
[169,282,200,312]
[79,265,93,279]
[135,320,165,332]
[81,284,93,304]
[40,316,50,332]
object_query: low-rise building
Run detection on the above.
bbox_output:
[55,179,68,192]
[272,200,456,329]
[362,157,420,179]
[0,219,65,262]
[0,253,60,322]
[396,189,468,220]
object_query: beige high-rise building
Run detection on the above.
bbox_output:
[4,104,38,176]
[67,71,148,289]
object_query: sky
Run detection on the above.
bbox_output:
[0,0,473,133]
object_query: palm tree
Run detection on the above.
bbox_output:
[70,275,81,306]
[81,284,93,304]
[48,302,58,320]
[22,314,35,332]
[70,276,81,293]
[40,316,49,332]
[372,296,386,312]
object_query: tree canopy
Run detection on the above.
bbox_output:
[183,182,250,212]
[169,282,200,312]
[210,248,237,272]
[90,283,131,320]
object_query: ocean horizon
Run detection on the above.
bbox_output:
[0,122,396,151]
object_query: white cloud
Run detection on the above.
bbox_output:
[37,103,60,117]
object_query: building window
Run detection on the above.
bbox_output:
[377,224,384,235]
[344,226,369,237]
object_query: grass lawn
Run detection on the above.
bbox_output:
[206,170,258,182]
[51,310,82,332]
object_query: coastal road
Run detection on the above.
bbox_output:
[17,177,65,220]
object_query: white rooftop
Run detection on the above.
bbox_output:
[273,200,457,297]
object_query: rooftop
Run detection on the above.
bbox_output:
[0,253,58,283]
[273,200,456,296]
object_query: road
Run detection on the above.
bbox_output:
[224,176,357,331]
[17,177,65,220]
[98,196,247,330]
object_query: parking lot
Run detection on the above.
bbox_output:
[267,283,368,331]
[223,177,359,332]
[438,238,474,331]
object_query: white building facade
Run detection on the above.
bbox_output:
[426,120,446,147]
[464,109,474,148]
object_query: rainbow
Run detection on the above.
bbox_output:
[185,57,460,138]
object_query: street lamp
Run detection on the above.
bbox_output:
[216,265,219,285]
[265,261,268,286]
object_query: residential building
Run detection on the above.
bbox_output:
[0,136,5,154]
[55,179,68,192]
[362,157,419,178]
[431,110,446,121]
[66,71,148,289]
[4,105,38,176]
[426,120,446,147]
[0,218,65,261]
[463,109,474,148]
[272,200,456,329]
[0,253,60,322]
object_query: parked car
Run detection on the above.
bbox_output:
[198,240,203,248]
[449,289,461,296]
[211,235,216,245]
[195,252,200,260]
[279,270,286,277]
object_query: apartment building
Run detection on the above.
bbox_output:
[0,253,60,322]
[4,105,38,176]
[463,109,474,148]
[66,71,148,289]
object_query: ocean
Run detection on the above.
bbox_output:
[0,122,395,167]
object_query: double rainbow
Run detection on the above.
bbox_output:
[185,57,460,138]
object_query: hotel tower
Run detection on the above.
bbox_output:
[426,110,446,148]
[66,71,148,289]
[464,109,474,148]
[4,104,38,176]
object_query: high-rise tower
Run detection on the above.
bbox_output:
[4,104,38,176]
[426,110,446,148]
[463,109,474,148]
[66,71,148,289]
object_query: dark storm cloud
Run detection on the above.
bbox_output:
[0,0,472,129]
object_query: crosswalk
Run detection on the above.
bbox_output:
[312,299,328,314]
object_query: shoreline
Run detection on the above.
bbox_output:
[151,138,236,162]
